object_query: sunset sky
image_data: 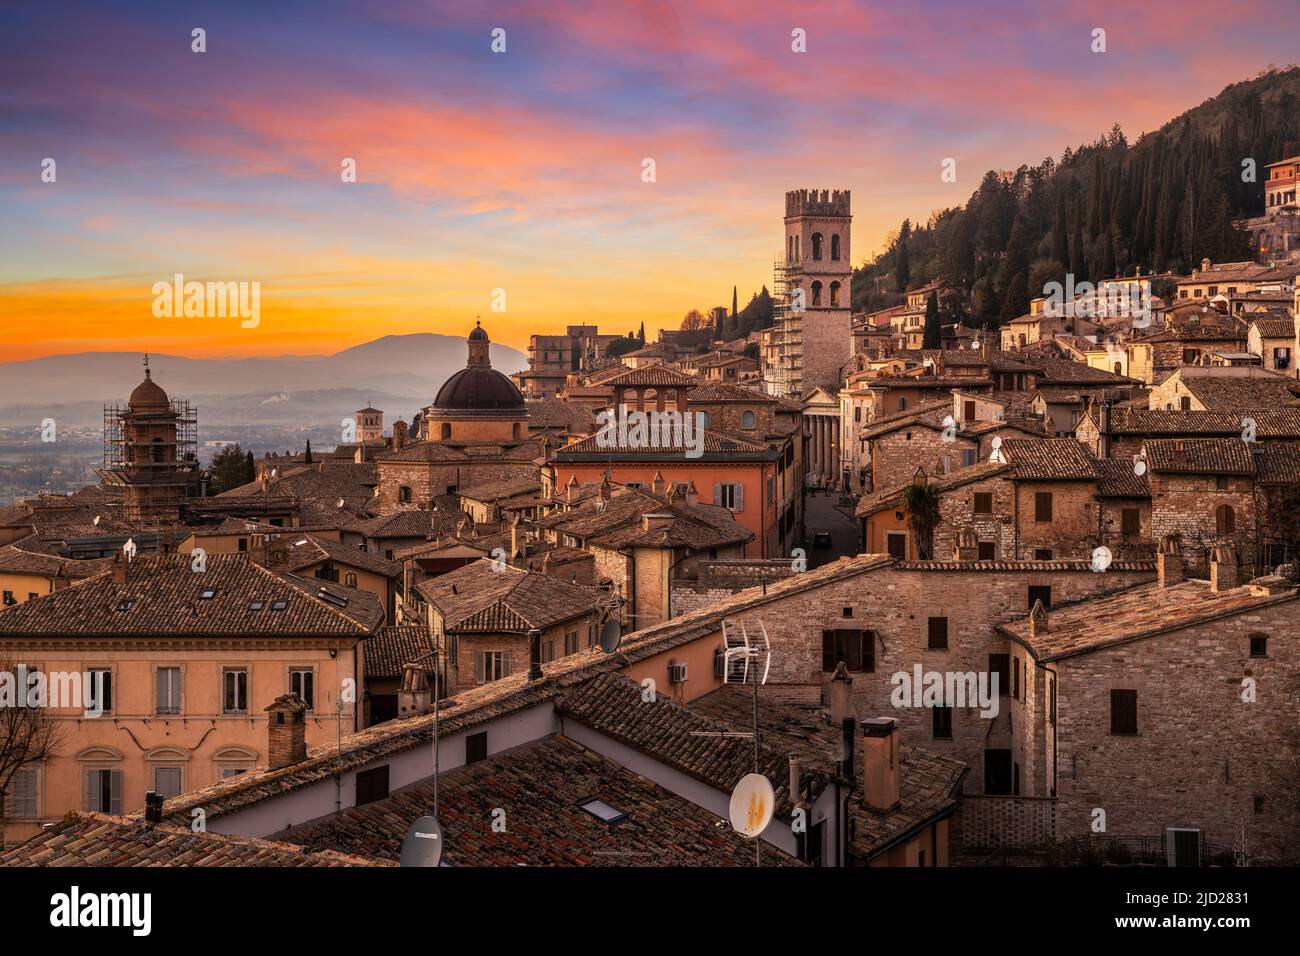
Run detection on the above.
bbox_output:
[1,0,1294,362]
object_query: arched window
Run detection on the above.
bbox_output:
[741,410,756,429]
[664,389,677,411]
[811,281,822,307]
[787,236,794,261]
[811,233,823,260]
[794,235,800,260]
[440,422,451,440]
[643,388,657,411]
[831,234,841,260]
[1216,504,1235,534]
[152,437,164,463]
[512,422,521,440]
[830,281,841,307]
[1114,362,1122,374]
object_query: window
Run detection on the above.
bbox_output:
[810,281,822,306]
[578,798,628,824]
[821,629,874,672]
[271,600,288,611]
[1,591,13,606]
[11,767,38,818]
[199,588,216,600]
[977,541,996,560]
[715,482,744,511]
[989,654,1010,697]
[84,768,123,814]
[355,765,390,806]
[927,617,948,650]
[476,651,511,684]
[466,731,488,765]
[1215,475,1229,491]
[223,668,248,714]
[740,410,756,429]
[1027,585,1051,611]
[1249,634,1268,658]
[155,667,182,714]
[1216,504,1235,534]
[963,400,976,422]
[962,449,977,467]
[221,768,248,780]
[886,533,907,559]
[1033,549,1053,561]
[1110,689,1138,735]
[830,234,841,261]
[1034,492,1053,522]
[811,232,823,260]
[153,767,183,799]
[542,640,556,664]
[1012,657,1021,699]
[973,492,993,514]
[290,668,315,709]
[830,281,841,307]
[400,486,412,503]
[932,706,953,740]
[842,607,853,618]
[565,631,579,656]
[699,411,711,428]
[237,538,248,552]
[88,669,113,713]
[1121,507,1140,535]
[344,572,357,588]
[897,397,909,411]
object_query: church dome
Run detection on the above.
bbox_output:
[128,368,171,413]
[430,322,525,416]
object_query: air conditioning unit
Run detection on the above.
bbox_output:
[668,662,689,684]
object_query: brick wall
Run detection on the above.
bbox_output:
[871,428,978,492]
[1149,472,1256,573]
[952,795,1057,850]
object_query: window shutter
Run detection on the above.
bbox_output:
[83,770,96,811]
[13,768,36,817]
[861,630,875,672]
[475,653,485,684]
[713,483,722,506]
[109,770,123,815]
[733,484,744,512]
[821,630,834,671]
[502,653,512,677]
[156,668,166,710]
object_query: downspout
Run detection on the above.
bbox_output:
[1013,480,1021,560]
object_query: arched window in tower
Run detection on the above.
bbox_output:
[440,422,452,440]
[151,438,164,464]
[830,281,841,307]
[794,235,800,260]
[831,234,841,260]
[664,389,677,411]
[811,233,823,260]
[787,236,794,261]
[1216,504,1235,534]
[811,281,823,307]
[643,388,657,411]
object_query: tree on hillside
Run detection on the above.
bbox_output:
[209,443,251,494]
[680,309,709,331]
[894,219,912,291]
[922,291,941,349]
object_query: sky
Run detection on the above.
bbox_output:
[1,0,1295,362]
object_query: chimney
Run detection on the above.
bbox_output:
[641,512,673,532]
[685,480,699,507]
[1172,440,1187,466]
[1028,599,1048,639]
[651,471,666,496]
[1157,534,1184,588]
[839,717,855,780]
[527,628,543,681]
[111,551,128,586]
[565,474,579,505]
[829,661,854,726]
[859,718,900,812]
[143,790,164,825]
[1210,546,1240,592]
[510,516,522,561]
[1097,400,1112,457]
[1201,257,1211,275]
[953,527,978,562]
[599,476,612,501]
[397,662,433,717]
[789,757,804,808]
[265,694,308,769]
[392,420,408,451]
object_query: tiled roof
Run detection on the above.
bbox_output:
[0,812,386,867]
[348,509,439,540]
[525,397,594,430]
[1094,458,1151,497]
[0,544,113,578]
[603,365,698,388]
[1143,438,1257,475]
[280,734,799,867]
[416,559,602,632]
[858,402,952,440]
[554,427,773,458]
[1019,357,1135,385]
[1104,408,1300,437]
[1255,441,1300,485]
[686,382,777,403]
[846,746,966,861]
[364,624,435,681]
[536,485,752,551]
[854,460,1012,518]
[0,554,382,637]
[1000,579,1297,662]
[999,439,1100,480]
[278,532,403,578]
[1250,316,1297,339]
[212,462,379,524]
[1180,374,1300,410]
[893,559,1155,572]
[456,476,542,503]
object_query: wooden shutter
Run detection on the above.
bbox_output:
[989,654,1010,696]
[928,617,948,650]
[713,483,723,506]
[156,668,166,711]
[1122,508,1139,535]
[13,768,37,817]
[83,770,96,811]
[859,629,874,672]
[733,484,744,512]
[109,769,123,815]
[501,653,512,677]
[475,653,485,684]
[821,630,835,671]
[1035,492,1053,522]
[1111,689,1137,734]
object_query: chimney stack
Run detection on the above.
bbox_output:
[651,471,666,496]
[1210,545,1240,592]
[527,628,543,681]
[510,516,522,561]
[1157,534,1184,588]
[397,662,432,717]
[566,474,579,505]
[859,718,900,812]
[829,661,853,726]
[111,551,128,586]
[685,480,699,507]
[144,790,164,825]
[1028,599,1048,639]
[265,694,308,769]
[788,757,804,808]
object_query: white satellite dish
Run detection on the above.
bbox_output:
[728,773,775,839]
[122,538,137,559]
[598,618,622,654]
[270,468,278,478]
[399,815,444,867]
[93,515,101,526]
[336,498,345,509]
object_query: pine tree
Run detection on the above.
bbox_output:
[895,220,912,291]
[304,439,313,463]
[922,291,942,349]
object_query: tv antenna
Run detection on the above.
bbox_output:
[690,618,772,865]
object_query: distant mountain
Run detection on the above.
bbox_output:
[0,333,527,410]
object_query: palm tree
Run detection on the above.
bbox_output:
[901,480,941,560]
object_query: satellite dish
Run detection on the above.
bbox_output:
[336,498,345,508]
[399,815,444,867]
[599,618,622,654]
[728,773,775,839]
[93,515,101,526]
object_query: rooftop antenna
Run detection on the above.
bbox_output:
[690,618,773,865]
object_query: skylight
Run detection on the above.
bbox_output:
[199,589,217,600]
[577,798,627,824]
[271,600,288,611]
[115,598,135,612]
[248,600,264,611]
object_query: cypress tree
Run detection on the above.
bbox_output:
[922,291,942,349]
